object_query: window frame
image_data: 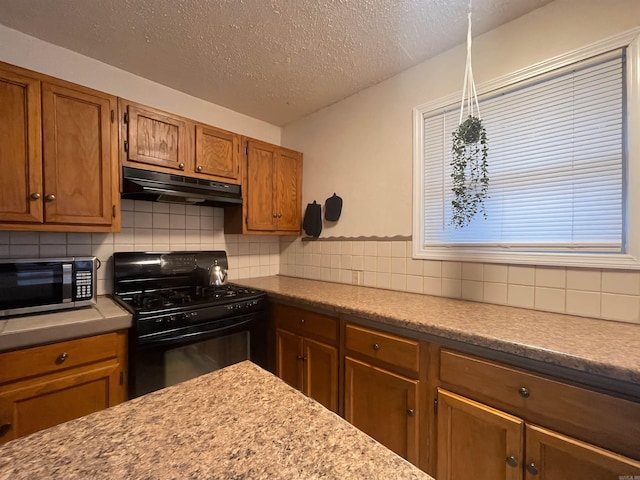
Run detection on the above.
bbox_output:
[412,28,640,269]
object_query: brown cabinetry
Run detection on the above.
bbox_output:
[0,62,119,231]
[344,323,421,464]
[225,138,302,234]
[119,99,242,184]
[273,303,338,412]
[437,350,640,479]
[0,331,127,445]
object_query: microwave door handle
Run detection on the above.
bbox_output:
[62,263,73,303]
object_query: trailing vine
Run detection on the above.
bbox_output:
[451,115,489,228]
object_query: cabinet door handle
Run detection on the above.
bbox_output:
[30,192,41,200]
[277,213,282,218]
[518,387,530,398]
[273,213,278,218]
[506,456,519,468]
[56,352,68,364]
[406,409,415,417]
[45,194,56,202]
[373,343,380,351]
[178,163,185,170]
[0,423,11,436]
[300,318,305,324]
[296,355,307,361]
[526,463,539,476]
[196,165,203,172]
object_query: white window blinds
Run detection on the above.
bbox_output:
[423,49,625,252]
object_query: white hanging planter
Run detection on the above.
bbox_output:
[451,6,489,229]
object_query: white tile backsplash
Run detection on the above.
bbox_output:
[0,203,279,296]
[277,237,640,325]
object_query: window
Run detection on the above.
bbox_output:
[412,29,640,269]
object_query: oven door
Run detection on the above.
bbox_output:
[129,312,267,398]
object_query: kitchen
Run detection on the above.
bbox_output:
[1,0,640,478]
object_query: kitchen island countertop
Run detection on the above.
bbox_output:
[238,275,640,386]
[0,361,432,480]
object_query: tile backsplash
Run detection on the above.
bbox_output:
[0,200,280,295]
[4,208,639,325]
[279,237,640,325]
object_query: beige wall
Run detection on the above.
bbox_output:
[0,24,281,144]
[280,0,640,325]
[282,0,640,237]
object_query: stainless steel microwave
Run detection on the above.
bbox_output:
[0,257,97,318]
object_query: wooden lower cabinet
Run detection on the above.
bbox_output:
[0,331,127,444]
[436,388,640,480]
[345,357,419,464]
[276,328,338,412]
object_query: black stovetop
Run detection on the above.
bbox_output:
[115,283,265,314]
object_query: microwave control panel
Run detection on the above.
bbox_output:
[74,270,93,300]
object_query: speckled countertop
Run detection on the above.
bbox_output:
[0,361,432,480]
[238,276,640,386]
[0,296,132,352]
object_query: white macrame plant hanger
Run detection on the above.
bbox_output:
[450,1,489,229]
[459,4,481,124]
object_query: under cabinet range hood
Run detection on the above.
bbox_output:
[121,167,242,207]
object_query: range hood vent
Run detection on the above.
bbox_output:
[121,167,242,207]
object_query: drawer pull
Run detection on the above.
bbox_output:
[300,318,305,324]
[407,409,415,417]
[372,343,380,351]
[506,456,519,468]
[56,352,68,364]
[0,423,11,436]
[518,387,530,398]
[526,463,539,476]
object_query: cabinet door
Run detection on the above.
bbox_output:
[275,149,302,232]
[125,103,188,171]
[275,328,301,390]
[302,338,338,413]
[437,389,524,480]
[42,83,115,225]
[345,357,419,464]
[246,140,277,230]
[0,363,121,445]
[0,68,42,223]
[525,424,640,480]
[195,125,240,181]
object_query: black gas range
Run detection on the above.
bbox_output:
[113,251,268,398]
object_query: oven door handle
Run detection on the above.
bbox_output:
[136,314,262,347]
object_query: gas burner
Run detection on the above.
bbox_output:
[132,290,193,309]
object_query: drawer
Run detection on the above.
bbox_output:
[439,349,640,460]
[0,332,118,384]
[345,324,419,375]
[273,303,338,344]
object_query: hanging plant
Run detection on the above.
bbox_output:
[451,5,489,228]
[451,115,488,228]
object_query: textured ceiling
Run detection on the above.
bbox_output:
[0,0,551,126]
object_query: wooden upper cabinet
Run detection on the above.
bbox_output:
[276,147,302,232]
[195,124,240,181]
[0,67,42,224]
[0,62,119,232]
[122,100,189,172]
[227,138,302,234]
[42,83,114,225]
[246,140,277,231]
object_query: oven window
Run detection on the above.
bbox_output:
[164,331,249,387]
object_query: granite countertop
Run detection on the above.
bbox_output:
[0,361,432,480]
[0,296,132,352]
[238,276,640,386]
